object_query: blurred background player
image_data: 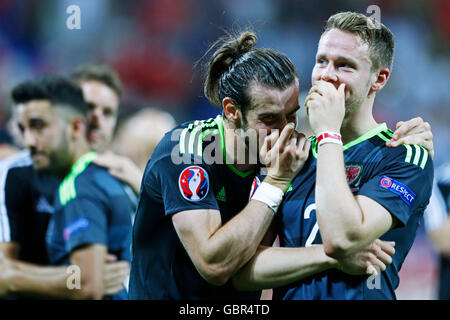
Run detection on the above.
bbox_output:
[70,64,121,153]
[71,64,174,197]
[0,64,135,266]
[94,107,176,195]
[70,64,143,197]
[0,107,23,160]
[0,64,140,275]
[111,107,176,172]
[0,75,130,299]
[13,75,133,299]
[424,163,450,300]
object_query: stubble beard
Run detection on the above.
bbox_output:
[342,80,372,127]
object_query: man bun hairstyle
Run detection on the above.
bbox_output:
[204,30,298,117]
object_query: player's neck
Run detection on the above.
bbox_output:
[341,99,378,144]
[70,139,92,169]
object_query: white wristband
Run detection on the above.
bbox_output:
[250,182,284,213]
[318,137,343,147]
[317,131,343,147]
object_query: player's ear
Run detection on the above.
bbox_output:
[370,67,390,93]
[222,97,241,125]
[68,116,86,140]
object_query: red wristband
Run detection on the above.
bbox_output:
[317,132,342,146]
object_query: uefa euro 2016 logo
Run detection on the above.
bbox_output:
[179,166,210,202]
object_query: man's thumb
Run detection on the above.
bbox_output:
[338,83,346,95]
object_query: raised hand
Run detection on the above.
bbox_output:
[260,123,310,191]
[103,254,130,296]
[93,151,143,194]
[387,117,434,159]
[305,81,346,135]
[336,239,395,276]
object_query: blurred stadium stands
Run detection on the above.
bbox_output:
[0,0,448,299]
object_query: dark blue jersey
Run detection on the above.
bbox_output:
[129,115,261,300]
[0,150,60,265]
[273,123,433,300]
[46,152,133,300]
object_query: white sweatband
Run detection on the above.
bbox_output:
[251,182,284,213]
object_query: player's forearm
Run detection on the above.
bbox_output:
[70,245,106,300]
[203,201,276,285]
[232,245,337,291]
[7,262,86,299]
[316,143,365,257]
[11,259,65,275]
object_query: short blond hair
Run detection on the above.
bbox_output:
[323,12,395,71]
[70,64,123,98]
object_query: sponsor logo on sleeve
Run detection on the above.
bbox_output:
[63,217,89,240]
[178,166,209,201]
[379,175,416,206]
[36,196,55,214]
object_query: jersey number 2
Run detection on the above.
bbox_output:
[305,203,319,247]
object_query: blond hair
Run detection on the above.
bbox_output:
[323,12,395,71]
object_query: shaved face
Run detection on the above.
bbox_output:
[312,29,374,118]
[81,80,119,152]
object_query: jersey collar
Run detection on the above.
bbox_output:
[70,151,98,175]
[59,151,97,206]
[311,123,388,158]
[216,114,255,178]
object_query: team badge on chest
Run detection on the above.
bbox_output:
[345,165,362,192]
[179,166,210,201]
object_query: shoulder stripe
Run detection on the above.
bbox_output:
[377,132,389,142]
[404,145,413,163]
[198,128,219,157]
[384,129,393,137]
[0,150,32,242]
[379,130,392,141]
[403,144,429,169]
[179,128,189,155]
[412,145,421,166]
[188,125,203,156]
[419,146,429,170]
[59,152,97,206]
[179,118,220,157]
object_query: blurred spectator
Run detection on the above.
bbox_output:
[93,107,176,196]
[112,107,176,172]
[424,163,450,300]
